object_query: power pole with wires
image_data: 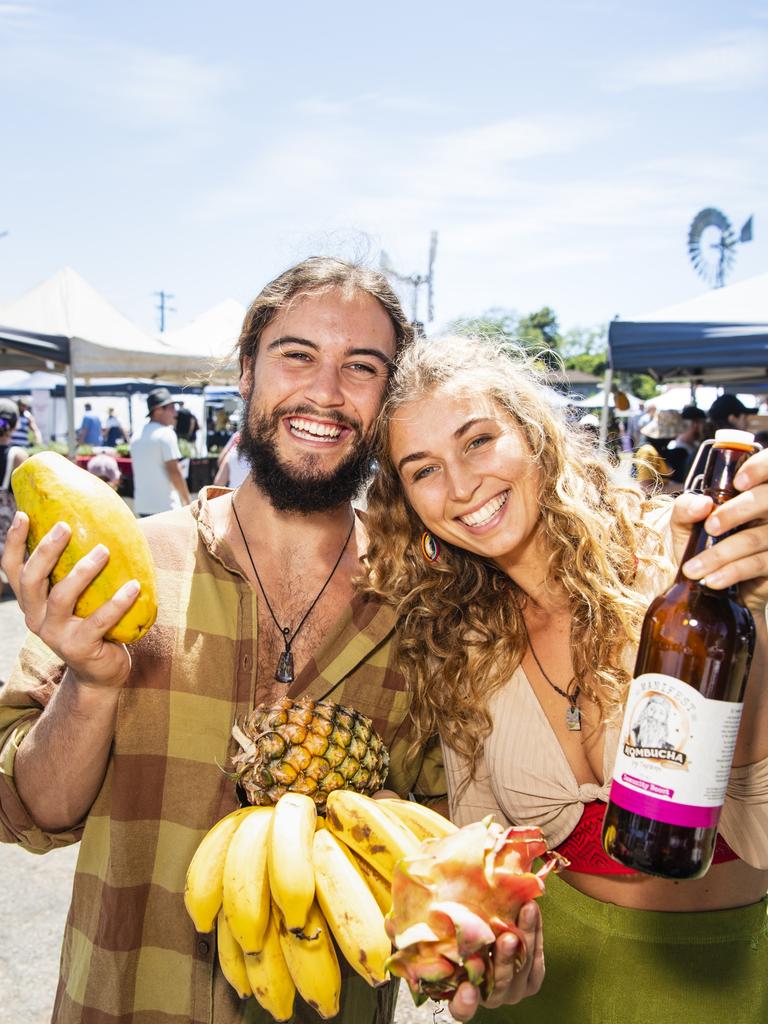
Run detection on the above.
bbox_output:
[380,231,438,335]
[154,290,176,333]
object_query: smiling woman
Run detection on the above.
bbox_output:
[362,333,768,1023]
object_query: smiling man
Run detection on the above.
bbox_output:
[0,258,544,1024]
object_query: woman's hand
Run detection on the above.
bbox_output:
[1,511,138,689]
[670,446,768,600]
[447,902,544,1022]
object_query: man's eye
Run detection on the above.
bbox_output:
[343,362,382,379]
[283,350,312,363]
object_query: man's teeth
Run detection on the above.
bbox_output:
[289,418,343,441]
[460,492,508,527]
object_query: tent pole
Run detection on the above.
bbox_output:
[599,367,613,447]
[65,365,76,458]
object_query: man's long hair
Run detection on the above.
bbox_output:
[236,257,413,372]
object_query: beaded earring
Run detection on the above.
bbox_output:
[420,531,441,562]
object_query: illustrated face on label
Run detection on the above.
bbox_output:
[626,691,689,764]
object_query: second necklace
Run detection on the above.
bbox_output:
[232,501,355,684]
[526,630,582,732]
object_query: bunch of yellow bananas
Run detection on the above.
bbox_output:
[184,790,457,1020]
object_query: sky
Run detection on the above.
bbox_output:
[1,0,767,343]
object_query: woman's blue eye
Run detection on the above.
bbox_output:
[413,465,436,481]
[468,434,491,450]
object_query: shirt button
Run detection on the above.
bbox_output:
[197,939,210,956]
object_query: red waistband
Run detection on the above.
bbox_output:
[555,800,739,875]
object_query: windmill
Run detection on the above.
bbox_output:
[687,208,753,288]
[380,231,437,333]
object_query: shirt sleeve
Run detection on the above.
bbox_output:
[0,632,84,851]
[159,428,182,462]
[719,758,768,869]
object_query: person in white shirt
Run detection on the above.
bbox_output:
[130,388,191,516]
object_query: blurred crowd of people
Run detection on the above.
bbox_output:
[627,394,767,494]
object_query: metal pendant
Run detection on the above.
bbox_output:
[565,704,582,732]
[275,649,294,684]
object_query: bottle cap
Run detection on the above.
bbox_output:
[713,428,755,447]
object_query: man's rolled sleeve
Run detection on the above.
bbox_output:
[0,633,84,851]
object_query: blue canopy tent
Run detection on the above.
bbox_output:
[601,273,768,439]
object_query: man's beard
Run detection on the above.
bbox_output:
[238,400,374,514]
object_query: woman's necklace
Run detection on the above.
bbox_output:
[526,629,582,732]
[231,501,355,684]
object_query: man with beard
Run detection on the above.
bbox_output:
[0,258,542,1024]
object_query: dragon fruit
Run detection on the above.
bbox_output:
[385,816,564,1006]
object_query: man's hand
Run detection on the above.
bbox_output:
[1,511,139,688]
[670,446,768,600]
[447,902,544,1022]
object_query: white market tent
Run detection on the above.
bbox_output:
[161,298,246,368]
[0,268,216,451]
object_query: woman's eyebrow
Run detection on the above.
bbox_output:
[397,417,495,472]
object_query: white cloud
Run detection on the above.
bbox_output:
[0,3,38,16]
[116,50,233,124]
[608,31,768,91]
[295,92,443,117]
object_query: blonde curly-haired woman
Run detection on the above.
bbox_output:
[364,335,768,1023]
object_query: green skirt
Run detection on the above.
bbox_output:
[474,872,768,1024]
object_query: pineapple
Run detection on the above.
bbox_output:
[231,697,390,810]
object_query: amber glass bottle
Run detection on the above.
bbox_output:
[602,430,757,879]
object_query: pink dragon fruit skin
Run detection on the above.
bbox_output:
[385,817,563,1006]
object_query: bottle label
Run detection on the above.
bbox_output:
[608,673,743,828]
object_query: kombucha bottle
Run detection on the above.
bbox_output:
[602,429,757,878]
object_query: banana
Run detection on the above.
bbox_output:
[184,807,254,933]
[312,828,391,986]
[377,797,458,841]
[268,792,317,933]
[222,806,273,953]
[244,911,296,1022]
[216,911,252,999]
[325,789,420,882]
[336,838,392,915]
[277,901,341,1019]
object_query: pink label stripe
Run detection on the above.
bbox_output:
[609,779,721,829]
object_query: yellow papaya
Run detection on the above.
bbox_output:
[12,451,158,644]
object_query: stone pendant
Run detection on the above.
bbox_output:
[565,703,581,732]
[275,649,294,684]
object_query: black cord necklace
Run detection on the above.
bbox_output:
[232,501,355,684]
[526,630,582,732]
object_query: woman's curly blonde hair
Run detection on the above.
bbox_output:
[362,334,671,771]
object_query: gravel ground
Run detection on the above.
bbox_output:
[0,596,454,1024]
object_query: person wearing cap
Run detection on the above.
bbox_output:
[86,453,122,491]
[129,387,191,516]
[0,399,28,597]
[709,394,758,434]
[667,404,707,477]
[9,396,42,448]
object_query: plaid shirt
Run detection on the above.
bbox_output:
[0,489,445,1024]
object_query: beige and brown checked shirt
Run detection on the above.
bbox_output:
[0,488,445,1024]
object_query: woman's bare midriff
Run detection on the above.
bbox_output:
[561,859,768,911]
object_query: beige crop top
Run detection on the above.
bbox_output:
[443,663,768,869]
[443,500,768,869]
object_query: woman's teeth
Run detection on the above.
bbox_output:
[289,418,342,442]
[460,491,508,527]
